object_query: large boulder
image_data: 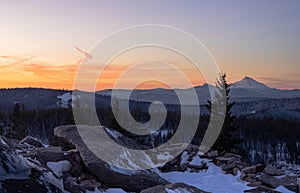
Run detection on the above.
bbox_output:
[264,164,285,176]
[207,151,218,158]
[64,176,103,193]
[141,183,210,193]
[54,125,169,192]
[36,146,65,165]
[241,166,257,175]
[258,173,297,188]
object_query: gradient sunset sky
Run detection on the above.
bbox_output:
[0,0,299,90]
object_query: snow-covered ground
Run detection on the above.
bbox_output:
[86,188,126,193]
[275,186,294,193]
[157,160,250,193]
[157,160,294,193]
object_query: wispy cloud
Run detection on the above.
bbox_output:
[19,62,78,81]
[0,55,36,68]
[74,46,92,60]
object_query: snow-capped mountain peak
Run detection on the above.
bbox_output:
[231,76,270,90]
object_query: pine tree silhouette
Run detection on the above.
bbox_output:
[9,102,27,139]
[206,73,242,153]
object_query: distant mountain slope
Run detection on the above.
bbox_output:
[98,76,300,104]
[231,76,270,89]
[230,77,300,101]
[0,88,67,111]
[0,88,111,112]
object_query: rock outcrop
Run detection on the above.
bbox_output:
[140,183,210,193]
[0,136,65,193]
[36,146,65,165]
[54,125,169,192]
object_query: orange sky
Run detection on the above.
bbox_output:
[0,60,204,90]
[0,46,208,90]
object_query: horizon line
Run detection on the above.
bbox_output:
[1,82,299,92]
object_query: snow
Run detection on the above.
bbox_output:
[57,92,72,102]
[276,186,295,193]
[46,160,71,178]
[0,137,8,146]
[190,155,202,166]
[86,188,126,193]
[57,92,80,108]
[157,152,173,161]
[0,142,32,180]
[105,189,127,193]
[39,171,65,192]
[157,160,251,193]
[104,127,122,139]
[180,151,189,166]
[115,150,141,171]
[231,76,269,90]
[165,187,190,193]
[156,128,171,139]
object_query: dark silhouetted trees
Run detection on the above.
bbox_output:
[9,103,27,139]
[206,73,242,153]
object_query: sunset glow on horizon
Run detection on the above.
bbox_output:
[1,1,299,90]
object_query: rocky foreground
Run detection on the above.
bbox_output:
[1,125,299,193]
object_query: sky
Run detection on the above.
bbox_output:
[0,0,299,90]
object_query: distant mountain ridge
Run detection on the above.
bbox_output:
[97,76,300,104]
[1,77,300,114]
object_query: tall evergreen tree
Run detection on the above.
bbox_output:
[9,102,27,139]
[206,73,242,153]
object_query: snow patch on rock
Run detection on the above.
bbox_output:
[47,160,71,177]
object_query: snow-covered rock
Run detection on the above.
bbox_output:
[47,160,71,177]
[0,137,31,179]
[258,173,297,189]
[54,125,169,192]
[0,136,66,192]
